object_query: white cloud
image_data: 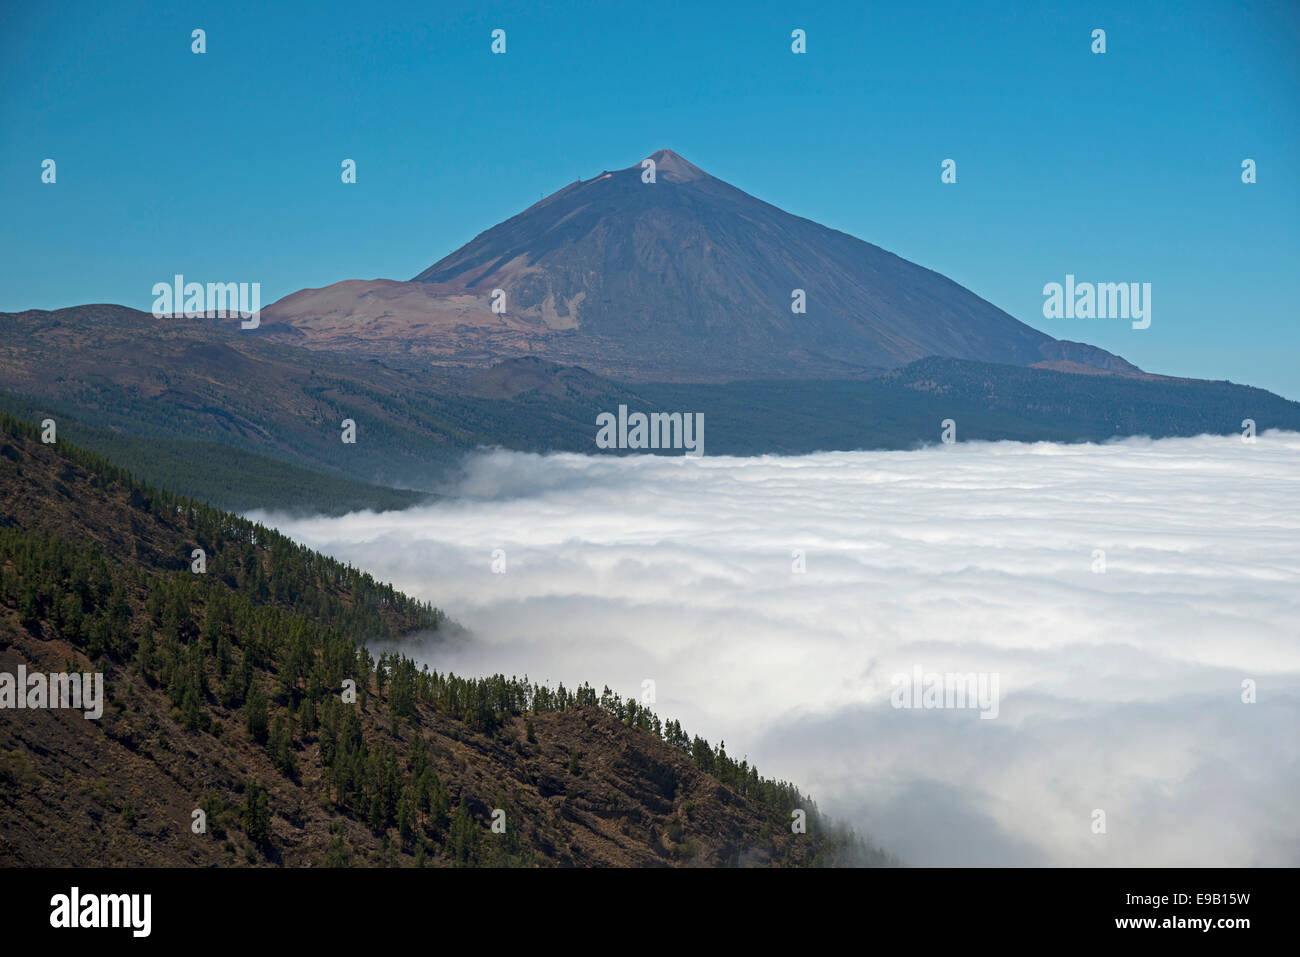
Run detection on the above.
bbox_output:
[257,432,1300,866]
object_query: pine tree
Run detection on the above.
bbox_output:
[245,682,269,745]
[242,781,270,848]
[397,785,417,850]
[271,713,296,777]
[450,805,478,865]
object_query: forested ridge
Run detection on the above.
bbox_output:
[0,412,889,866]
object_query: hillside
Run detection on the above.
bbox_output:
[260,149,1135,381]
[0,414,887,866]
[4,307,1297,515]
[637,357,1300,454]
[0,390,427,516]
[0,304,645,494]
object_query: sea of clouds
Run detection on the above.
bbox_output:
[257,432,1300,866]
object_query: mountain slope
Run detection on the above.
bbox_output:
[4,306,1297,508]
[0,389,427,516]
[0,414,886,866]
[260,149,1136,381]
[0,305,651,492]
[639,357,1300,454]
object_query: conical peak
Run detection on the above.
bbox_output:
[642,148,708,183]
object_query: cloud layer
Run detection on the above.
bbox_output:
[258,433,1300,866]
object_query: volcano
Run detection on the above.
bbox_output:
[259,149,1137,382]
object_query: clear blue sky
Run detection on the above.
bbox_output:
[2,0,1297,397]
